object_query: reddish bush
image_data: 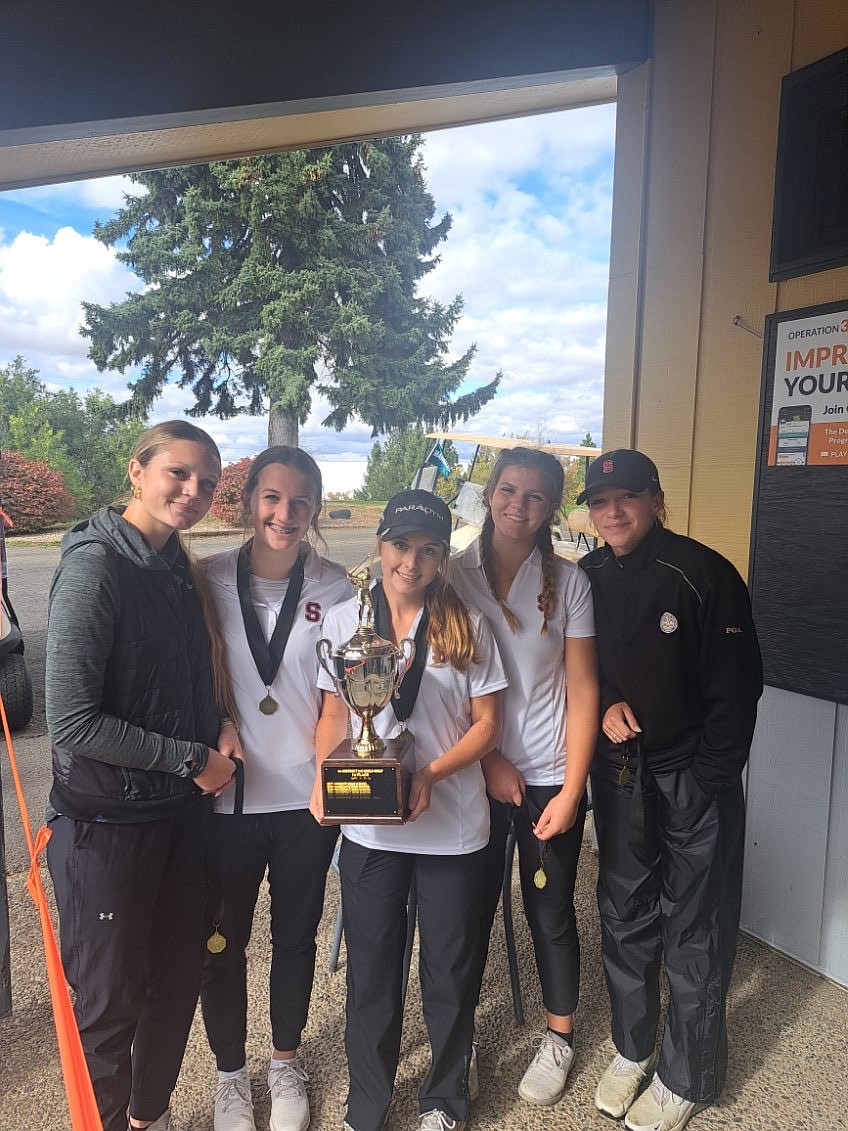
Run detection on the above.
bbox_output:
[0,449,77,533]
[209,456,252,525]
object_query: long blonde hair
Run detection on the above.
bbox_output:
[427,561,480,672]
[480,447,564,635]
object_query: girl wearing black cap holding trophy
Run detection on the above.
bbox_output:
[577,449,762,1131]
[200,447,352,1131]
[451,447,599,1108]
[311,489,507,1131]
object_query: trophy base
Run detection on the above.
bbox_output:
[320,730,414,825]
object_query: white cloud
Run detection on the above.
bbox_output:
[413,106,614,451]
[0,226,139,388]
[422,105,616,203]
[1,175,133,213]
[0,105,614,460]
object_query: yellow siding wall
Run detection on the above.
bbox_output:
[606,0,848,573]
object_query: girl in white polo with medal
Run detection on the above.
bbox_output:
[311,489,507,1131]
[452,447,599,1109]
[201,447,353,1131]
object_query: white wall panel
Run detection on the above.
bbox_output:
[742,686,836,970]
[820,705,848,984]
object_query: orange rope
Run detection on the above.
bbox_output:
[0,693,103,1131]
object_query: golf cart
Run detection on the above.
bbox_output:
[423,432,600,560]
[0,503,33,733]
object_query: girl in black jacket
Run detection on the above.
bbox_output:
[578,449,762,1131]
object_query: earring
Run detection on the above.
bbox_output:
[131,486,142,501]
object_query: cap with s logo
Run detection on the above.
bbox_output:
[576,449,662,504]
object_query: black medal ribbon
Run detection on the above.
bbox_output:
[371,580,429,725]
[206,757,245,954]
[236,545,305,689]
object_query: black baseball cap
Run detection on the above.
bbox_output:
[576,449,662,505]
[376,489,452,545]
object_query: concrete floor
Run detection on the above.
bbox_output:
[1,824,846,1131]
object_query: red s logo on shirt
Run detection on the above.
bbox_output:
[305,601,322,622]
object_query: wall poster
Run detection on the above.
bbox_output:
[768,305,848,466]
[750,300,848,706]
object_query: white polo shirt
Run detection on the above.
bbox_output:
[452,540,595,786]
[205,544,353,813]
[317,591,508,856]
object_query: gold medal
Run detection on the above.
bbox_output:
[533,866,547,890]
[619,764,631,786]
[206,929,227,954]
[259,694,278,715]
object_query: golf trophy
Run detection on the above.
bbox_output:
[316,568,416,824]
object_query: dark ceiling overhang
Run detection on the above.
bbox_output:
[0,0,651,188]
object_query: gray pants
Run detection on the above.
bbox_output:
[590,759,745,1103]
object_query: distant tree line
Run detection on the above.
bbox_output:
[0,356,147,532]
[356,425,461,503]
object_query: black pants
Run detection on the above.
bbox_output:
[590,759,745,1103]
[201,807,338,1070]
[476,786,587,1017]
[46,806,208,1131]
[339,838,484,1131]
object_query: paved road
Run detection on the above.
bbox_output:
[0,529,374,872]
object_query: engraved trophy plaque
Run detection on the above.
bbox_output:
[316,568,416,824]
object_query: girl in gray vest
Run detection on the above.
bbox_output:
[46,420,241,1131]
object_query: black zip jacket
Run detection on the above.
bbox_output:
[579,524,763,794]
[47,506,220,822]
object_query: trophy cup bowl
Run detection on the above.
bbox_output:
[316,570,417,824]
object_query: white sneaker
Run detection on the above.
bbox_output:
[595,1052,656,1118]
[213,1071,255,1131]
[467,1031,479,1101]
[141,1111,173,1131]
[268,1059,310,1131]
[517,1031,575,1106]
[418,1112,465,1131]
[624,1073,702,1131]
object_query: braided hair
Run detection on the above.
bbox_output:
[480,447,564,636]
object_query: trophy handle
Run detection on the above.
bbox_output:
[394,637,416,691]
[316,638,341,695]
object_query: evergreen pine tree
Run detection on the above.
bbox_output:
[82,139,500,445]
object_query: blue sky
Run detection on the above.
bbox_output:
[0,104,615,480]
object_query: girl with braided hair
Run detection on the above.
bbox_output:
[452,447,599,1110]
